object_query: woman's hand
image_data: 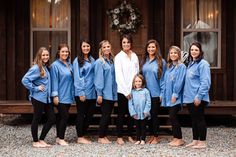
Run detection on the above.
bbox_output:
[53,97,59,105]
[79,96,86,102]
[126,94,132,100]
[171,96,176,104]
[38,85,45,92]
[97,96,103,105]
[194,98,201,106]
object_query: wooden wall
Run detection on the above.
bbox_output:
[0,0,30,100]
[0,0,236,101]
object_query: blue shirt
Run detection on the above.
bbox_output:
[50,59,74,104]
[162,63,186,107]
[142,58,166,98]
[22,64,51,104]
[128,88,151,120]
[94,57,117,101]
[73,57,96,99]
[183,59,211,104]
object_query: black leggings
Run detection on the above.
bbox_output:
[117,93,134,137]
[55,103,71,139]
[98,99,114,138]
[75,97,96,137]
[169,104,182,139]
[148,97,161,137]
[135,119,147,141]
[31,98,56,142]
[187,101,207,141]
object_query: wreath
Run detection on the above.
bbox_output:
[106,0,142,35]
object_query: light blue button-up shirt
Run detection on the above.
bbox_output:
[94,57,117,101]
[22,64,51,104]
[73,57,96,99]
[183,59,211,104]
[142,58,166,98]
[128,88,151,120]
[161,63,186,107]
[50,59,74,104]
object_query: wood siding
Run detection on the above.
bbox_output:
[0,0,236,102]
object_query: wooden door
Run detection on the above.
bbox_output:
[104,0,148,58]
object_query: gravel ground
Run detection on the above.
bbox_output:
[0,115,236,157]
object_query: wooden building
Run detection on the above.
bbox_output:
[0,0,236,114]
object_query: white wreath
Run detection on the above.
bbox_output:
[107,0,142,35]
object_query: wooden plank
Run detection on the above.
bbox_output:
[0,1,7,100]
[234,0,236,100]
[0,101,236,115]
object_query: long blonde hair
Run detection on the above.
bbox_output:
[166,46,182,68]
[98,40,115,64]
[33,47,49,77]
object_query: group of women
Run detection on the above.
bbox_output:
[22,34,211,149]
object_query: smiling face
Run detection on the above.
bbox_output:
[81,42,90,56]
[134,76,143,89]
[122,37,131,52]
[169,48,180,62]
[59,46,69,61]
[147,42,157,57]
[190,45,200,60]
[41,50,50,64]
[101,42,111,57]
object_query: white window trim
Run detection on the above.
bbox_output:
[30,0,71,65]
[181,0,221,69]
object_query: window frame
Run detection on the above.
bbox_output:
[30,0,71,65]
[181,0,221,69]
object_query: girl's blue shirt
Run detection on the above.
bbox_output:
[73,56,96,99]
[22,64,51,104]
[161,63,186,107]
[183,59,211,104]
[50,59,74,104]
[94,57,117,101]
[128,88,151,120]
[142,58,166,98]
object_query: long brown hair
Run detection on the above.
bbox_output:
[55,43,70,61]
[77,39,92,67]
[188,42,204,62]
[141,39,163,79]
[33,47,49,78]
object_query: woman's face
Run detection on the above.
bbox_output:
[59,46,69,61]
[41,50,49,64]
[122,38,131,52]
[101,42,111,57]
[190,45,200,60]
[81,42,90,55]
[147,43,157,56]
[169,48,179,62]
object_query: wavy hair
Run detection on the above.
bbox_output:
[141,39,163,79]
[167,46,182,68]
[33,47,49,78]
[98,40,115,64]
[55,43,70,61]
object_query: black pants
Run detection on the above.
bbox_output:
[187,101,207,141]
[135,119,146,141]
[55,103,71,139]
[117,93,134,137]
[98,99,114,138]
[31,98,56,142]
[75,97,96,137]
[148,97,161,137]
[169,104,182,139]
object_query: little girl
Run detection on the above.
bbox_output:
[128,74,151,145]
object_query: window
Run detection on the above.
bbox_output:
[181,0,221,68]
[30,0,71,63]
